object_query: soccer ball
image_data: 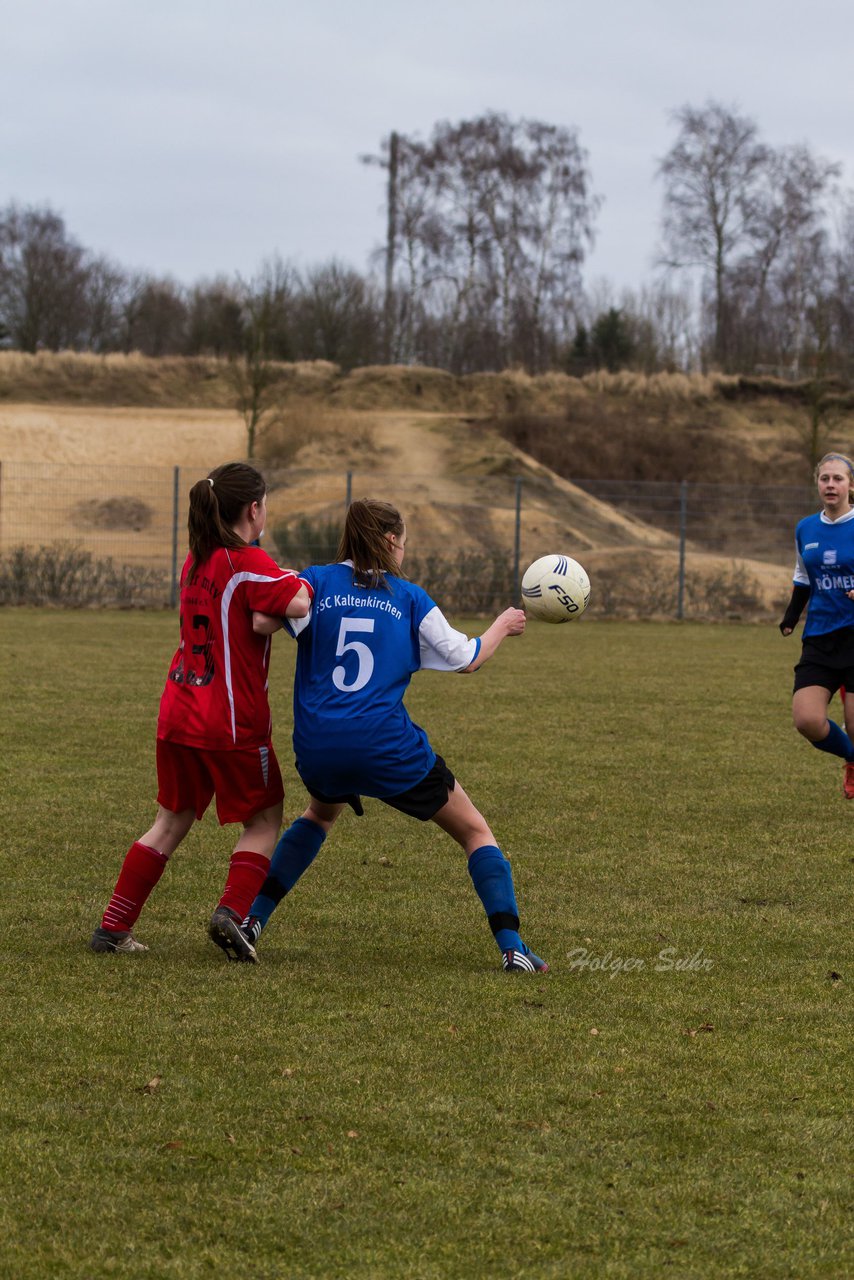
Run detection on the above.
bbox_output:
[521,554,590,623]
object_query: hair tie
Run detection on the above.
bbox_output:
[208,478,215,488]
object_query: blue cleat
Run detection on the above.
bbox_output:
[502,944,549,973]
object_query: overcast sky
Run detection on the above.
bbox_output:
[4,0,854,298]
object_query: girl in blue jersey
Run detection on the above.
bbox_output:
[780,452,854,797]
[224,497,548,973]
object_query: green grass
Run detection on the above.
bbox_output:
[0,611,851,1279]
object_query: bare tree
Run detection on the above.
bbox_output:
[0,203,89,351]
[831,194,854,377]
[363,112,599,372]
[186,277,244,356]
[657,102,769,369]
[733,145,840,371]
[82,256,129,352]
[121,276,188,356]
[294,260,381,367]
[229,259,297,458]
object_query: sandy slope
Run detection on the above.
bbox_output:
[0,401,789,610]
[0,404,245,466]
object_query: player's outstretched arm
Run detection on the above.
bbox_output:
[464,606,526,672]
[253,583,310,635]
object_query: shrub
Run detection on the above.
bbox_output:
[588,555,766,621]
[405,549,516,614]
[0,543,169,607]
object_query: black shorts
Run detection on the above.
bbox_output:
[793,626,854,694]
[303,755,456,823]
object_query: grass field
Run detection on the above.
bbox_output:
[1,612,851,1279]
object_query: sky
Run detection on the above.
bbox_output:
[3,0,854,298]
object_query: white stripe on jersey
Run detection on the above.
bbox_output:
[418,605,478,672]
[288,606,312,638]
[220,570,297,742]
[794,546,809,585]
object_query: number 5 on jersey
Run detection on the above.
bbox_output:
[333,618,375,692]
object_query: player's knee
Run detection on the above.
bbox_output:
[793,712,826,741]
[304,801,341,831]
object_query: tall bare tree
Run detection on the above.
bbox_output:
[657,102,769,369]
[364,112,599,372]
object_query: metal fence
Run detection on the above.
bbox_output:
[0,460,815,618]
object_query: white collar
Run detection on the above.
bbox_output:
[820,508,854,525]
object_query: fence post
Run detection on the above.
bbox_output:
[345,470,352,512]
[170,465,180,609]
[513,477,523,605]
[677,480,688,620]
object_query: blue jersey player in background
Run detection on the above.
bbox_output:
[780,452,854,797]
[214,496,548,973]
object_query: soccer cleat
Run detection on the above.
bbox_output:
[241,915,263,947]
[502,945,549,973]
[843,762,854,799]
[208,907,258,964]
[90,926,149,954]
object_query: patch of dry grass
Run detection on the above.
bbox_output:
[257,402,377,467]
[0,351,236,407]
[580,369,739,400]
[335,364,461,411]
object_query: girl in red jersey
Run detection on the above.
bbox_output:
[90,462,310,959]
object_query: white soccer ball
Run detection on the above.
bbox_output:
[521,554,590,623]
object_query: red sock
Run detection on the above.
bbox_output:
[101,841,169,932]
[217,850,270,919]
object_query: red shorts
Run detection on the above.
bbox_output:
[156,738,285,825]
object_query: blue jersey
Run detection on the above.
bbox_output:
[794,509,854,637]
[285,562,481,797]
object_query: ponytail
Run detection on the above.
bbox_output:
[185,462,266,583]
[337,498,404,589]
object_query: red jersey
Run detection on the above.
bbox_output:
[157,544,306,750]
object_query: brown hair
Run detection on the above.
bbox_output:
[185,461,266,582]
[815,452,854,503]
[337,498,404,588]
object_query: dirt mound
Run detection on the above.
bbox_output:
[264,411,677,562]
[72,496,153,531]
[0,394,794,621]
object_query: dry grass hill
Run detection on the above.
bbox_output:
[2,352,852,616]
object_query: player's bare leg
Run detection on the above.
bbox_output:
[793,686,854,798]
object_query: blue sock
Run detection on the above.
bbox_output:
[467,844,523,953]
[813,720,854,762]
[247,817,326,930]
